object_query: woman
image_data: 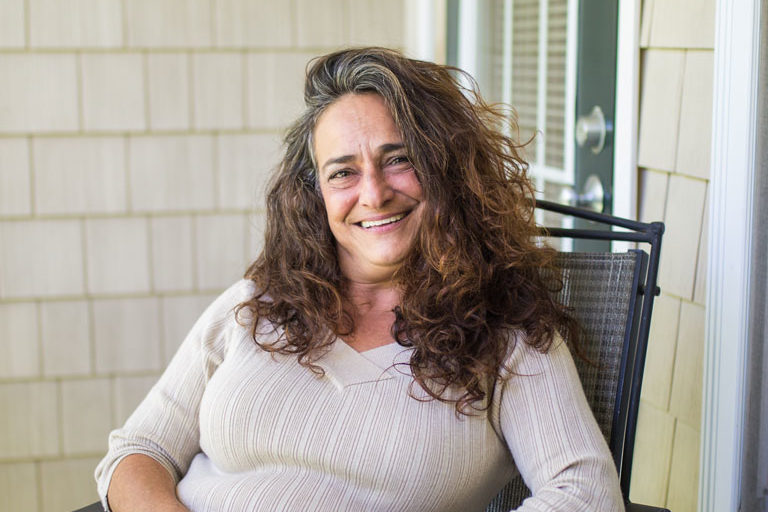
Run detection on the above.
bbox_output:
[95,47,623,511]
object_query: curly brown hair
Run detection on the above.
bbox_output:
[239,47,576,414]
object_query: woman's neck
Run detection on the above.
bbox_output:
[342,280,401,352]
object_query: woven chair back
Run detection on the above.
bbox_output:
[486,251,643,511]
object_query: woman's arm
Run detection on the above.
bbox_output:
[497,336,624,511]
[107,454,190,512]
[95,281,255,511]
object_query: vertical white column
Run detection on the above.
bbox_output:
[612,0,640,221]
[404,0,440,62]
[701,0,763,510]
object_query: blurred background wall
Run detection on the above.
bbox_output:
[0,1,405,509]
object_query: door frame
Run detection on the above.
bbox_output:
[612,0,641,220]
[701,0,763,510]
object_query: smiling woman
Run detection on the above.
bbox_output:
[315,93,424,287]
[93,48,624,512]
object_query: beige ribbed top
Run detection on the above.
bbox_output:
[95,280,623,511]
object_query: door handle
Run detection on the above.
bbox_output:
[559,174,605,212]
[575,105,607,154]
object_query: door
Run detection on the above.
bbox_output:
[574,0,618,216]
[572,0,618,250]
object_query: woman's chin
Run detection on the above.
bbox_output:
[339,258,406,284]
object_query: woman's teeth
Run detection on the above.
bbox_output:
[360,213,406,228]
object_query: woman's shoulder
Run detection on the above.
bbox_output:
[201,279,258,320]
[499,329,570,377]
[189,279,259,343]
[221,278,259,303]
[181,280,262,369]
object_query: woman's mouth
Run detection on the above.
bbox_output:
[359,212,408,229]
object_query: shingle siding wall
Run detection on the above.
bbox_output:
[0,1,404,509]
[630,0,714,510]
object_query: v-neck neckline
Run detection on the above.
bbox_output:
[318,338,413,390]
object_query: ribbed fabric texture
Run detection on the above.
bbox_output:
[95,280,623,512]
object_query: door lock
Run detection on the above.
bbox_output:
[575,105,606,154]
[559,174,605,212]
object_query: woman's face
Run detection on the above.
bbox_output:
[313,93,424,284]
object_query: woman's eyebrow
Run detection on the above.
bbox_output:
[380,142,405,154]
[321,154,355,172]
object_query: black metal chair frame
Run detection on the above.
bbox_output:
[537,199,666,511]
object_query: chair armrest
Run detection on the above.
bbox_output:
[625,500,671,512]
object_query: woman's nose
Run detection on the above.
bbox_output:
[359,168,394,208]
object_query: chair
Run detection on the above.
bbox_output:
[486,200,668,511]
[75,201,668,512]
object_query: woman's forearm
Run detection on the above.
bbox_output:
[107,454,190,512]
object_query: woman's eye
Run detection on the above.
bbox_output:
[328,169,352,180]
[389,155,411,166]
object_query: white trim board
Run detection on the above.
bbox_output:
[700,0,763,510]
[612,0,641,221]
[403,0,445,63]
[457,0,480,85]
